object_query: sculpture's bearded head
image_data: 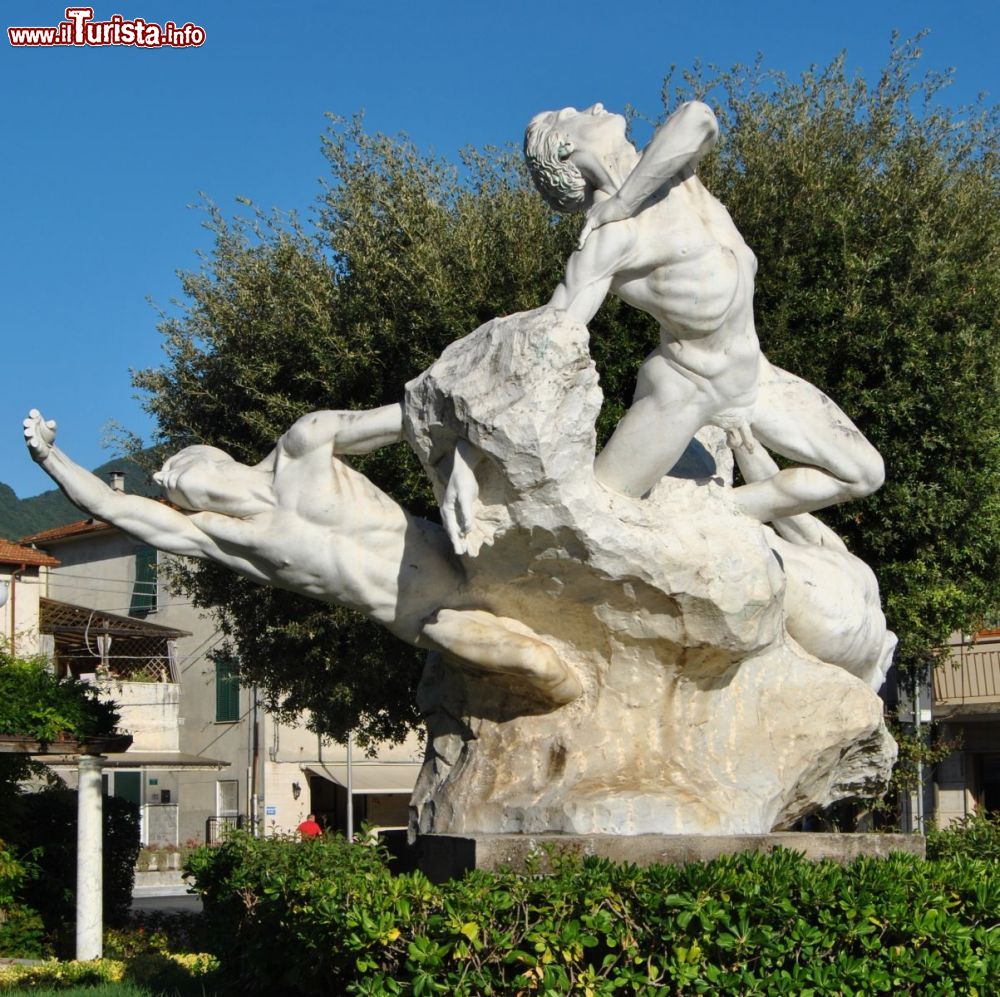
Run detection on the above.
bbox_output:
[524,104,628,213]
[154,445,273,516]
[524,112,588,213]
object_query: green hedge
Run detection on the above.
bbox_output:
[0,951,218,993]
[0,839,46,958]
[186,833,1000,995]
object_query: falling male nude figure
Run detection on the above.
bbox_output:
[523,101,885,521]
[23,407,581,708]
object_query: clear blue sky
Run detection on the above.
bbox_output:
[1,0,996,499]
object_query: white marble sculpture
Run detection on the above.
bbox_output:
[22,97,899,835]
[523,101,884,520]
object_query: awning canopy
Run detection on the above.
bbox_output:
[305,763,421,795]
[44,751,229,771]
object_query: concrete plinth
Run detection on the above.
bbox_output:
[417,832,926,883]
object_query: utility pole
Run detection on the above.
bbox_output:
[346,730,354,841]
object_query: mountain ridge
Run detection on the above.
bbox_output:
[0,454,160,541]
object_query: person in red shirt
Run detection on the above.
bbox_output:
[297,813,322,838]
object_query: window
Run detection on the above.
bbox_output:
[102,770,141,806]
[130,547,157,615]
[980,755,1000,814]
[216,780,239,817]
[215,656,240,723]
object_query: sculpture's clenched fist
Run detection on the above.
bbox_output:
[23,409,57,463]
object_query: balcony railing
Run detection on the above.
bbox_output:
[934,639,1000,708]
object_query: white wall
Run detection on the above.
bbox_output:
[0,565,44,656]
[40,533,251,844]
[99,680,180,752]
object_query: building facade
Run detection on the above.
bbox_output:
[15,512,421,846]
[931,628,1000,826]
[0,538,59,658]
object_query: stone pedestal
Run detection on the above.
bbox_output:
[417,832,926,883]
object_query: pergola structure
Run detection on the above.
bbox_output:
[0,732,133,961]
[39,598,189,682]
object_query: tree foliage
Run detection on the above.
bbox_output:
[681,35,1000,669]
[135,37,998,745]
[0,647,121,811]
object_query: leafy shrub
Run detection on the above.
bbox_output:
[0,903,48,959]
[105,911,205,960]
[0,839,38,910]
[0,958,126,991]
[124,951,220,992]
[0,652,119,745]
[186,832,1000,995]
[927,809,1000,862]
[0,839,47,958]
[185,830,389,983]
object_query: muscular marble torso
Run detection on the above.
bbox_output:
[608,176,760,405]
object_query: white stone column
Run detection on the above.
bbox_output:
[76,754,104,961]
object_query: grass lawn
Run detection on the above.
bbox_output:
[2,985,215,996]
[4,987,159,996]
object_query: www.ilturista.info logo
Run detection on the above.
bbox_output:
[8,7,206,48]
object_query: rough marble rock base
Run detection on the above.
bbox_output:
[417,832,926,882]
[404,307,897,836]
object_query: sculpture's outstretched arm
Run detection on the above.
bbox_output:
[733,436,847,553]
[549,218,635,326]
[23,409,225,561]
[278,404,403,459]
[577,100,719,248]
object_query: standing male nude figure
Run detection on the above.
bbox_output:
[524,101,884,522]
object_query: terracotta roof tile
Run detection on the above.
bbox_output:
[19,496,183,549]
[19,519,114,545]
[0,540,60,568]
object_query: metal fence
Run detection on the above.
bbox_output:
[205,814,247,845]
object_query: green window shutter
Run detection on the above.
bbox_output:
[130,547,158,615]
[215,657,240,723]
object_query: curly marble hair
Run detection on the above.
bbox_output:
[523,112,588,214]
